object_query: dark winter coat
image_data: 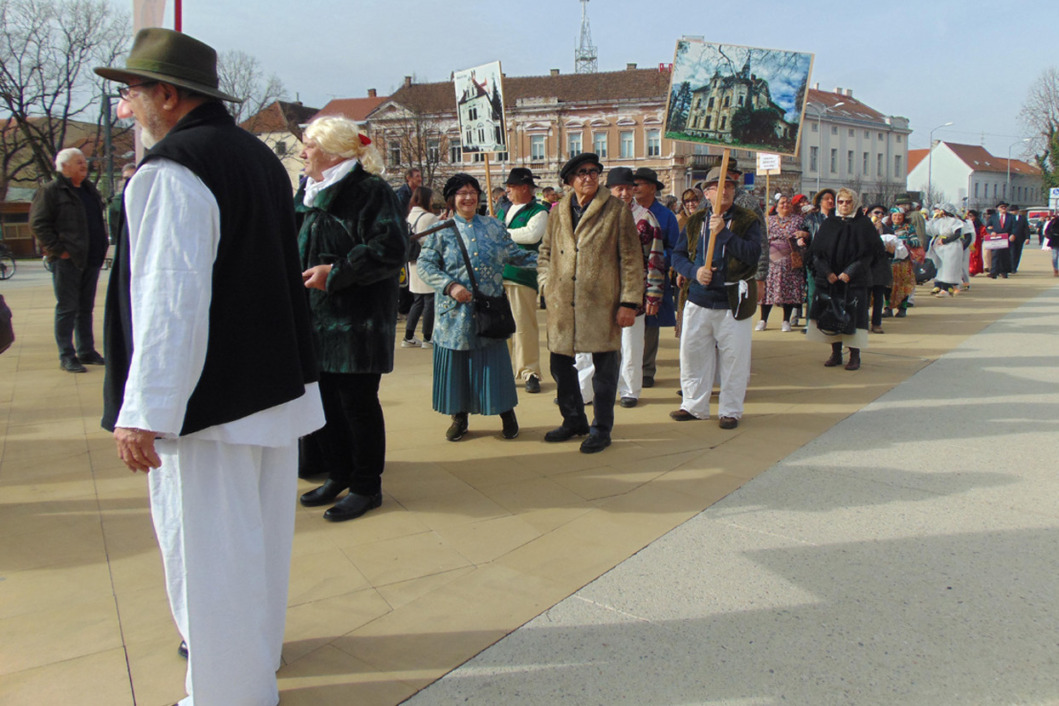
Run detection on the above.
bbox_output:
[808,213,884,289]
[29,174,105,269]
[295,164,407,374]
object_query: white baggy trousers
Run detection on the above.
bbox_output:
[149,437,297,706]
[679,301,752,420]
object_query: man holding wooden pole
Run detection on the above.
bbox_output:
[670,162,762,429]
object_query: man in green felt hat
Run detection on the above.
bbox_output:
[97,28,324,706]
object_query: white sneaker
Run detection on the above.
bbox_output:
[781,321,792,332]
[400,337,421,348]
[420,339,433,349]
[754,320,767,331]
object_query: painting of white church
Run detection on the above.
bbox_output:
[453,61,507,155]
[665,40,812,156]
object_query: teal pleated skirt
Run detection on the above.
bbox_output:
[432,341,518,415]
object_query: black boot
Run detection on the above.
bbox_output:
[446,412,468,441]
[500,409,519,439]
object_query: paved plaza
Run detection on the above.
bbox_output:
[1,252,1057,705]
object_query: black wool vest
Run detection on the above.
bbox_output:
[102,101,318,435]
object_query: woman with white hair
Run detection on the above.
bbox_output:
[295,116,408,522]
[806,187,884,371]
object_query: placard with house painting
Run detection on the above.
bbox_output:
[453,61,507,155]
[664,40,813,157]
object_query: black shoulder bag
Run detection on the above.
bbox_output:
[450,225,516,339]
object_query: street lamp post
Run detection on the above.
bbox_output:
[926,121,953,206]
[814,101,845,194]
[1007,138,1031,203]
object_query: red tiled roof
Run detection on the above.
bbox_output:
[373,68,673,116]
[908,148,928,173]
[805,88,890,125]
[941,142,1041,175]
[240,101,319,137]
[312,96,388,122]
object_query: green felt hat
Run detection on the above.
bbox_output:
[95,28,241,103]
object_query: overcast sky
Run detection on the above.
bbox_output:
[114,0,1055,160]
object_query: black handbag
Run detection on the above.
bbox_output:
[814,283,855,336]
[450,225,516,339]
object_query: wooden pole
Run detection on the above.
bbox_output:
[484,153,495,217]
[702,148,731,268]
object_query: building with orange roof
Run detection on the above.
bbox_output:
[801,86,911,203]
[906,141,1044,210]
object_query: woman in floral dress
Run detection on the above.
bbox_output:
[757,195,809,332]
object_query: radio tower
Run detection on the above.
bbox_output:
[574,0,597,74]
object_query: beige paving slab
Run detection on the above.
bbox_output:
[1,253,1056,705]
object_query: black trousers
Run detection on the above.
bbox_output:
[870,285,888,326]
[405,292,434,342]
[990,247,1011,276]
[300,372,385,495]
[1010,238,1026,272]
[51,258,101,361]
[551,350,619,439]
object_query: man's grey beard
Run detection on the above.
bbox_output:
[139,125,158,149]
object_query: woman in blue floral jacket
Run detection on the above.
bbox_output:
[417,174,537,441]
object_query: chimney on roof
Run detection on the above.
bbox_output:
[626,63,637,70]
[403,76,412,88]
[834,86,842,95]
[814,82,819,90]
[844,88,853,97]
[550,68,560,77]
[367,88,377,98]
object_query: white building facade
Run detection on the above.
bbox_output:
[800,87,911,203]
[906,141,1044,210]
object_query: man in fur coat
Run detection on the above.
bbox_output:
[538,153,644,453]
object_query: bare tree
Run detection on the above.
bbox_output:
[380,111,459,191]
[1018,67,1059,189]
[217,50,288,128]
[0,0,129,200]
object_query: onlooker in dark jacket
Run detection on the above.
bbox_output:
[30,147,108,372]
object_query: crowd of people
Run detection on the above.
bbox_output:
[49,27,1054,706]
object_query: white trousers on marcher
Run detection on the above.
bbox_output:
[149,437,298,706]
[617,315,646,400]
[679,301,752,420]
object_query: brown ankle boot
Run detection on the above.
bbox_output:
[845,348,861,371]
[824,343,843,367]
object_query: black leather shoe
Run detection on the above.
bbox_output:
[500,409,519,439]
[524,375,541,394]
[642,377,655,388]
[619,397,637,408]
[177,640,188,659]
[60,357,87,373]
[579,434,611,454]
[323,492,382,522]
[543,424,590,442]
[79,351,105,365]
[300,479,346,507]
[446,412,468,441]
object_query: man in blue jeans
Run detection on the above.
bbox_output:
[30,148,108,373]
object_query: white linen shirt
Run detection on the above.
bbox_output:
[117,158,323,445]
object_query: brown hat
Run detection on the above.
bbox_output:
[703,166,740,186]
[95,28,241,103]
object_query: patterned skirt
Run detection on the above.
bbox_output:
[890,260,915,305]
[432,341,518,416]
